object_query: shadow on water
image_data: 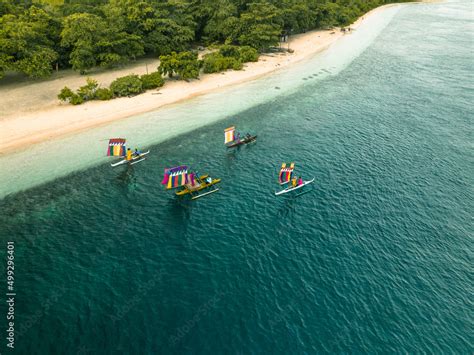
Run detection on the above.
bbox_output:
[166,195,193,223]
[224,142,258,170]
[275,188,315,218]
[224,149,238,169]
[115,166,138,194]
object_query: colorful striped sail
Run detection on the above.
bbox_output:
[224,126,235,144]
[187,172,196,187]
[161,166,188,189]
[107,138,126,157]
[278,163,295,183]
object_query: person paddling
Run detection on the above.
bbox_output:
[134,148,141,157]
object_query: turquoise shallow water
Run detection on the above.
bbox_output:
[1,1,473,353]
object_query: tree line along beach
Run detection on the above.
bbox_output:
[0,1,432,155]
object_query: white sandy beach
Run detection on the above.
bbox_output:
[0,4,401,155]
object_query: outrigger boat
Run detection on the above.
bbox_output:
[275,162,314,196]
[161,166,221,200]
[224,126,257,148]
[107,138,150,167]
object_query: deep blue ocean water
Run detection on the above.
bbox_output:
[1,1,473,353]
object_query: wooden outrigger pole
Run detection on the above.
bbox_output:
[189,187,219,200]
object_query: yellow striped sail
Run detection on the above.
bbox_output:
[224,126,235,144]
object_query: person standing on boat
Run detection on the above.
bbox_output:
[126,148,132,161]
[192,171,202,185]
[291,176,297,188]
[298,177,303,186]
[235,132,241,143]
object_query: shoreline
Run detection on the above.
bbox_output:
[0,3,401,155]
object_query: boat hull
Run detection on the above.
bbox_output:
[111,150,150,167]
[275,178,315,196]
[226,135,257,148]
[175,175,221,196]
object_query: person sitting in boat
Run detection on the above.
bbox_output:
[291,177,297,188]
[297,177,303,186]
[126,148,132,161]
[133,148,141,157]
[235,132,241,142]
[206,176,212,184]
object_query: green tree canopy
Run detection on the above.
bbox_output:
[193,0,240,44]
[60,13,105,71]
[237,1,282,51]
[110,74,143,96]
[0,0,410,79]
[0,6,59,77]
[158,51,200,80]
[61,12,144,72]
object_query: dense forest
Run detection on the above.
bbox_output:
[0,0,407,80]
